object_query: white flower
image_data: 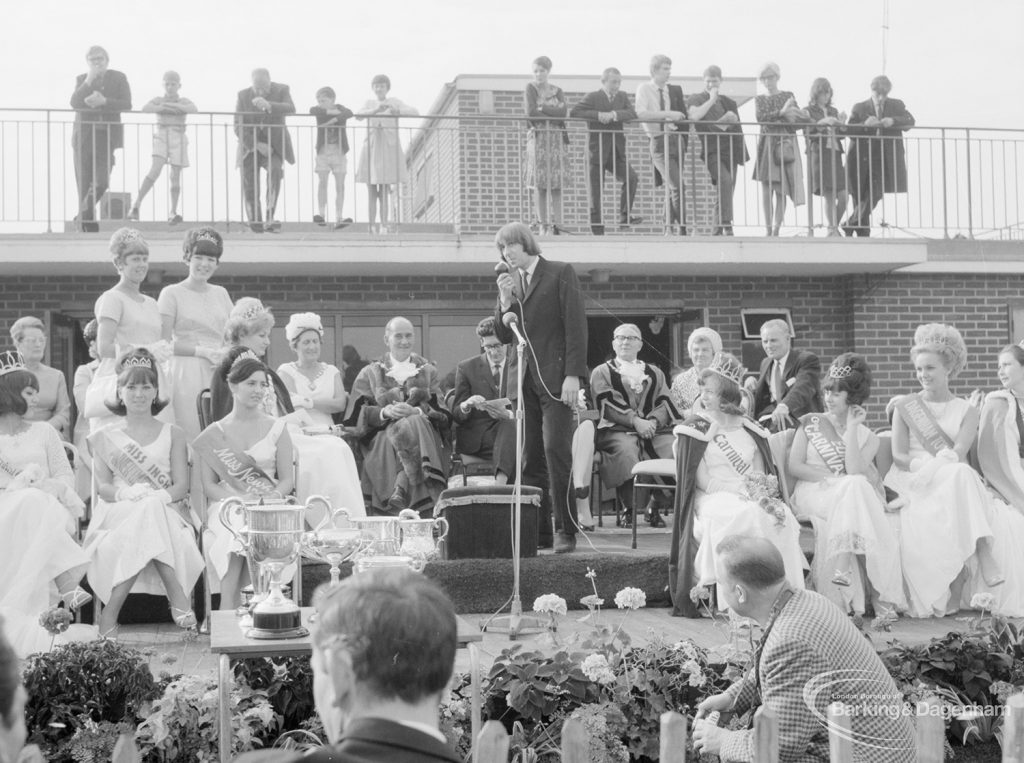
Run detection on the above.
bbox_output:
[673,640,699,660]
[532,594,567,616]
[614,587,646,610]
[688,671,707,688]
[580,594,604,609]
[970,592,995,610]
[580,654,616,685]
[385,358,421,385]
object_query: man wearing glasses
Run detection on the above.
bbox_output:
[70,46,132,233]
[591,324,680,528]
[451,317,513,474]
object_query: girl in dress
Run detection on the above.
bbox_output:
[354,75,418,233]
[158,227,232,441]
[0,357,93,657]
[523,56,569,235]
[194,356,295,609]
[669,352,805,617]
[971,343,1024,616]
[884,323,1002,617]
[805,78,848,237]
[84,349,204,639]
[788,354,905,618]
[9,317,71,438]
[276,312,364,518]
[87,228,174,433]
[670,327,722,415]
[751,62,808,236]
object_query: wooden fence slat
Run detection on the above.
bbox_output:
[915,696,944,763]
[561,717,588,763]
[472,720,510,763]
[659,711,687,763]
[1003,694,1024,763]
[753,705,779,763]
[828,702,855,763]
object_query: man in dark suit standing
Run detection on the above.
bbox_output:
[843,75,915,237]
[494,222,588,553]
[635,54,689,234]
[570,68,642,236]
[687,65,749,236]
[747,318,822,432]
[451,317,510,466]
[70,46,131,233]
[235,68,295,232]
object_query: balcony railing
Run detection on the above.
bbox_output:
[0,108,1020,240]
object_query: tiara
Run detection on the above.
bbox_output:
[0,350,25,377]
[230,350,260,370]
[828,365,852,380]
[707,353,745,386]
[195,230,219,245]
[238,303,268,322]
[122,356,153,369]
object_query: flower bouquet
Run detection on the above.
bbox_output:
[742,472,787,527]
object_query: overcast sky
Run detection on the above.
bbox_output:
[12,0,1024,130]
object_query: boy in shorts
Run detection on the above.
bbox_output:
[128,71,197,224]
[309,86,354,229]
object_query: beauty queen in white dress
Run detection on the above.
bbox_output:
[884,324,1000,618]
[788,355,905,617]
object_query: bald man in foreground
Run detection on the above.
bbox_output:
[692,536,915,762]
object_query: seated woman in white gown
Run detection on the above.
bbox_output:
[668,352,805,617]
[276,312,364,520]
[884,323,1002,618]
[84,349,204,639]
[972,343,1024,617]
[211,300,364,519]
[0,356,93,657]
[194,356,295,610]
[788,353,905,618]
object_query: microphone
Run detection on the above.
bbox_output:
[502,311,526,345]
[494,260,510,275]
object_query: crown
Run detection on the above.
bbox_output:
[195,230,219,245]
[238,303,268,322]
[230,350,260,370]
[707,352,745,386]
[121,355,153,369]
[0,350,25,377]
[828,364,853,379]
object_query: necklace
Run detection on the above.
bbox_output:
[294,362,324,392]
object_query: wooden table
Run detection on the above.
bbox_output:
[210,608,483,762]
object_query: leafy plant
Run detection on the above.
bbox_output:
[233,655,316,730]
[22,640,160,757]
[58,718,135,763]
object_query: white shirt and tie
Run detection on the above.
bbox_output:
[770,352,790,403]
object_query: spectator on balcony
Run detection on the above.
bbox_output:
[344,317,450,514]
[235,68,295,233]
[310,87,354,230]
[843,76,915,237]
[592,323,680,528]
[635,54,689,235]
[158,227,232,441]
[69,45,131,233]
[687,66,748,236]
[805,78,849,237]
[451,317,513,472]
[751,62,808,236]
[670,327,723,415]
[570,67,640,236]
[524,57,570,236]
[127,71,197,225]
[9,317,71,439]
[355,75,418,234]
[746,319,822,433]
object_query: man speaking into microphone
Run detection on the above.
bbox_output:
[493,222,588,553]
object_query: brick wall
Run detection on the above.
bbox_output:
[9,271,1021,429]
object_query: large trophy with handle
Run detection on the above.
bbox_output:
[219,494,332,639]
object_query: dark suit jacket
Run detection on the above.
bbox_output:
[652,83,689,187]
[70,69,132,150]
[493,257,588,400]
[235,83,296,164]
[569,89,636,165]
[845,97,914,194]
[686,91,748,168]
[298,718,461,763]
[451,354,502,456]
[751,349,823,426]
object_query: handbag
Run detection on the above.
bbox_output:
[773,138,797,165]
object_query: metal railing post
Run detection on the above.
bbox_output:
[46,111,53,233]
[940,128,949,238]
[965,128,974,238]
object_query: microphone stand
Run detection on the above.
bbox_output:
[480,315,544,639]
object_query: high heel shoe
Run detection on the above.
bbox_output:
[645,508,666,528]
[98,625,119,642]
[171,606,198,630]
[61,587,92,611]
